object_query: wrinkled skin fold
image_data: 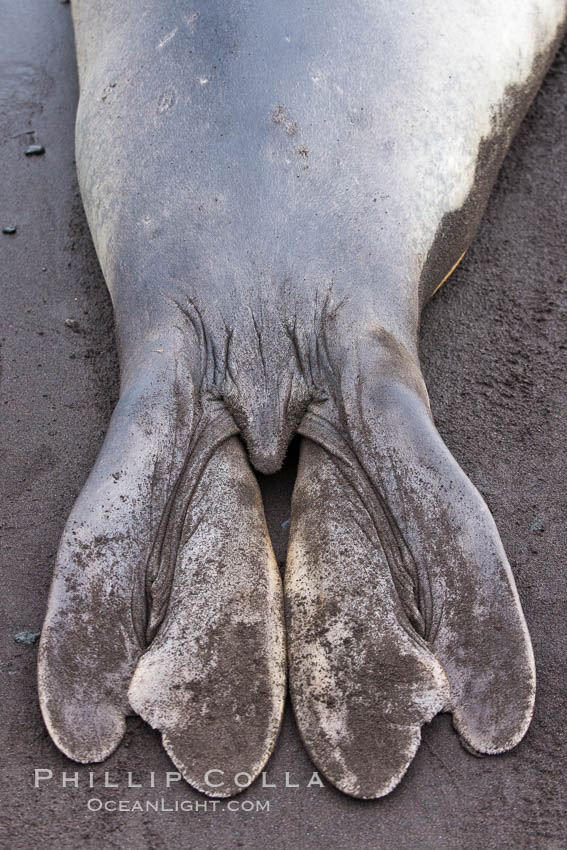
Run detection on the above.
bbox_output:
[39,0,566,798]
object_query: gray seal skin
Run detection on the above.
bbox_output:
[38,0,567,799]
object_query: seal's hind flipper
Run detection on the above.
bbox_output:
[289,376,534,797]
[39,357,285,793]
[128,436,285,797]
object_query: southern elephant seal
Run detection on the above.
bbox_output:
[38,0,567,798]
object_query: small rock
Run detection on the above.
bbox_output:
[14,631,40,645]
[64,318,80,331]
[2,226,16,234]
[530,519,546,534]
[24,144,45,156]
[281,518,291,530]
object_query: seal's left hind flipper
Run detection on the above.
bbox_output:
[39,347,285,794]
[287,356,535,797]
[128,436,286,797]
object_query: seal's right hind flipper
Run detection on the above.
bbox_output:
[288,374,535,797]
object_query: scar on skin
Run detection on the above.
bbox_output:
[157,89,177,113]
[157,28,178,50]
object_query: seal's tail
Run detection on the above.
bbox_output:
[286,376,535,798]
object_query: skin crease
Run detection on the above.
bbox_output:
[37,0,567,799]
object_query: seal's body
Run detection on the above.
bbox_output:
[39,1,567,798]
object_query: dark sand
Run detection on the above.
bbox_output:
[1,3,566,848]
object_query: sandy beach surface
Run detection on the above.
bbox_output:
[1,2,566,848]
